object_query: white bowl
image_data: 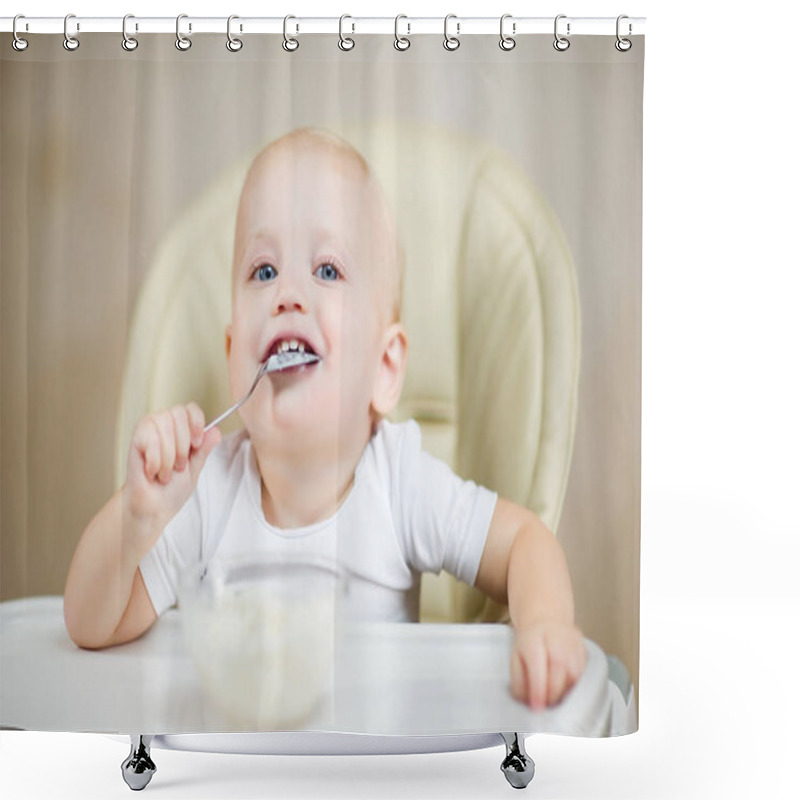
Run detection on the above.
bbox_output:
[179,557,338,730]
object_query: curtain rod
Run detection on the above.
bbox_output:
[1,16,646,37]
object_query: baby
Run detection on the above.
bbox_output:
[64,128,586,710]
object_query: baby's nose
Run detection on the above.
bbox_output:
[274,296,305,313]
[272,279,307,315]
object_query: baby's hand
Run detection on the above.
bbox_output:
[510,621,588,710]
[124,403,221,539]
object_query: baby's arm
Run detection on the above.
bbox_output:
[474,498,587,709]
[63,404,220,649]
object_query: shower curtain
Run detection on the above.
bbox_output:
[1,21,643,746]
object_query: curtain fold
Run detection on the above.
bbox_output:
[1,29,643,737]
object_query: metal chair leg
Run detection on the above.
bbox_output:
[121,735,156,791]
[500,732,535,789]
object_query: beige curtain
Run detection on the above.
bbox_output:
[0,32,642,697]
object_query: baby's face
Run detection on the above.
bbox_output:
[227,142,396,457]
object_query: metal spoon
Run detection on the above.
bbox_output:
[203,351,320,432]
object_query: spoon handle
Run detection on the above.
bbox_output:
[203,361,269,433]
[203,399,245,434]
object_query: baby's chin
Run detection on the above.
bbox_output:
[242,403,339,449]
[243,403,375,465]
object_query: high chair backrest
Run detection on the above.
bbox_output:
[115,120,580,624]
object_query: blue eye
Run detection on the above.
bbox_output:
[254,263,277,282]
[315,263,340,282]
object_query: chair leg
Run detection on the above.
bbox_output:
[500,732,535,789]
[121,735,156,791]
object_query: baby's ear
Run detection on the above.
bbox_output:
[225,324,232,360]
[371,323,407,417]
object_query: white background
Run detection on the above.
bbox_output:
[2,1,799,798]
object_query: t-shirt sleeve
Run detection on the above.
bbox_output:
[137,475,206,617]
[390,421,498,585]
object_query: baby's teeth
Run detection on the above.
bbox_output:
[275,338,310,354]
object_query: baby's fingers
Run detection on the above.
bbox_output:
[510,650,525,702]
[186,402,206,449]
[153,413,176,484]
[546,660,568,707]
[131,418,162,483]
[144,429,162,482]
[188,425,222,483]
[548,632,587,705]
[513,638,548,710]
[171,406,192,472]
[527,641,548,710]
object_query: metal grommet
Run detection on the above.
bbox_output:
[394,15,410,51]
[499,14,516,51]
[553,14,570,52]
[227,15,243,52]
[122,14,139,51]
[63,14,80,51]
[283,15,299,52]
[12,15,29,51]
[443,14,460,51]
[175,14,192,51]
[339,14,355,51]
[615,15,632,52]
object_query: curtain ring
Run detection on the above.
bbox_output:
[443,14,460,51]
[339,15,355,51]
[553,14,570,51]
[615,15,632,52]
[122,14,139,51]
[12,15,29,52]
[227,15,243,52]
[394,15,410,51]
[175,14,192,51]
[63,14,80,51]
[499,14,516,51]
[283,15,299,52]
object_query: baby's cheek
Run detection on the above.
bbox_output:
[227,351,254,403]
[337,342,374,404]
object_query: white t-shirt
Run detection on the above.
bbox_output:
[139,419,498,622]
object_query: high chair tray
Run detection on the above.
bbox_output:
[1,596,611,738]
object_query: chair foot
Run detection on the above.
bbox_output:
[121,735,156,791]
[500,733,535,789]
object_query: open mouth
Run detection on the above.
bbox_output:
[264,336,321,374]
[265,336,318,360]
